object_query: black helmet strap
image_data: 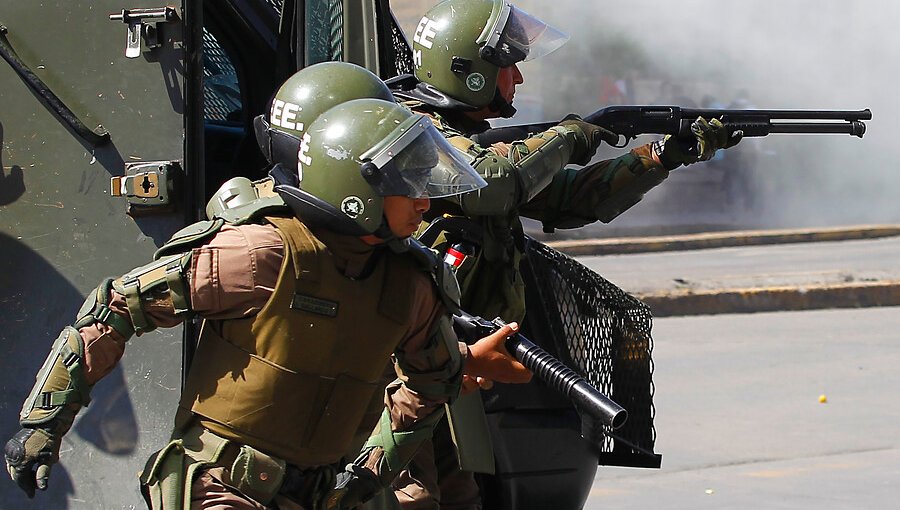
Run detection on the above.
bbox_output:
[254,115,301,172]
[274,177,397,242]
[275,184,369,236]
[488,88,517,118]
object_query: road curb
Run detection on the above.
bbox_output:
[638,280,900,318]
[547,225,900,257]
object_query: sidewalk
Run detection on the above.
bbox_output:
[557,225,900,317]
[546,224,900,256]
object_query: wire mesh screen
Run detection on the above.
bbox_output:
[522,237,659,467]
[384,7,414,77]
[202,28,241,123]
[306,0,344,64]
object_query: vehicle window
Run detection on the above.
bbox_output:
[203,27,242,123]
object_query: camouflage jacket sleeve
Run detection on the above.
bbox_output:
[418,110,586,217]
[519,143,668,230]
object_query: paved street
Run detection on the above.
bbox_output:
[583,307,900,509]
[577,236,900,295]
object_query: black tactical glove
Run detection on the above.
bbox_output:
[559,115,619,165]
[653,116,743,170]
[4,426,63,498]
[322,463,382,510]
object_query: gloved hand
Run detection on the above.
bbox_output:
[322,463,382,510]
[653,116,743,169]
[4,426,63,498]
[559,115,619,165]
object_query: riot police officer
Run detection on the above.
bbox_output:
[3,70,532,509]
[252,60,396,177]
[391,0,742,508]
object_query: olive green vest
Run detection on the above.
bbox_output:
[179,216,415,467]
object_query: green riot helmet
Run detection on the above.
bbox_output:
[412,0,568,109]
[275,98,487,237]
[254,61,394,171]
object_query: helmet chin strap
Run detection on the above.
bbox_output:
[488,88,517,118]
[373,220,394,240]
[373,218,411,253]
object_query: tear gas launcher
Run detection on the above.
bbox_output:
[453,311,628,430]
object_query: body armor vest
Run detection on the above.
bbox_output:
[179,216,418,467]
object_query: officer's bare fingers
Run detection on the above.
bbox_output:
[460,375,480,395]
[476,377,494,390]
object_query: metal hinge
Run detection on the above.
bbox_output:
[108,6,178,58]
[111,160,180,216]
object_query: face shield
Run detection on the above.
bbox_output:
[360,116,487,199]
[479,3,570,68]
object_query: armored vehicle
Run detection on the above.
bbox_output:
[0,1,658,508]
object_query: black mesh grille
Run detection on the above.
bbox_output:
[202,28,241,122]
[387,13,414,76]
[306,0,344,64]
[375,1,415,79]
[522,237,659,467]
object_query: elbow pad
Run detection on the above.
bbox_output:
[112,251,194,335]
[512,127,576,203]
[20,327,90,426]
[19,250,193,427]
[457,155,520,216]
[20,276,136,426]
[458,128,574,216]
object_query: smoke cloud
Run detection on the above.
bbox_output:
[398,1,898,235]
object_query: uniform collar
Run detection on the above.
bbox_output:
[311,227,381,279]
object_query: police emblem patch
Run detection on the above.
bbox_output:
[341,196,365,218]
[466,73,486,91]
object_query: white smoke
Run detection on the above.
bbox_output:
[518,0,900,233]
[397,0,899,233]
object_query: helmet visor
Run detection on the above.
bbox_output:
[362,117,487,199]
[483,5,569,68]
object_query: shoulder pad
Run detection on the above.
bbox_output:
[154,218,226,260]
[206,176,290,226]
[407,239,461,313]
[218,195,289,225]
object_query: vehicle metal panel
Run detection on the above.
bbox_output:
[0,2,191,507]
